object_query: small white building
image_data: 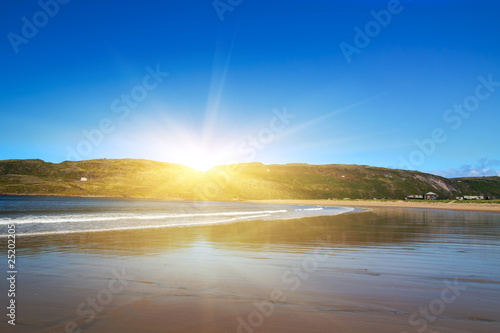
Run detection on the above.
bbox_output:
[463,195,484,200]
[80,177,88,182]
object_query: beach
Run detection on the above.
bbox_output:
[250,199,500,213]
[1,198,499,333]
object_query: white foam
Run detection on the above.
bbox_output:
[0,203,358,238]
[0,213,273,238]
[0,209,288,225]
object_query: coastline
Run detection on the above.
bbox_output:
[2,193,500,213]
[248,199,500,213]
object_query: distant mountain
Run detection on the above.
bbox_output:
[0,159,499,200]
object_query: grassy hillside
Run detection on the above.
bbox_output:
[0,159,200,199]
[201,163,462,200]
[452,176,500,197]
[0,159,498,200]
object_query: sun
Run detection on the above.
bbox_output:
[136,107,235,172]
[174,146,228,172]
[182,154,220,172]
[140,126,231,172]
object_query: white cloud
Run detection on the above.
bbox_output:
[431,159,500,178]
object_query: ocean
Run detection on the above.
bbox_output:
[0,195,355,237]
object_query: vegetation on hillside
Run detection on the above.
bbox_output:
[0,159,498,200]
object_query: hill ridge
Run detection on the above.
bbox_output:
[0,159,498,200]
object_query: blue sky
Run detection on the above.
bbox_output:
[0,0,499,176]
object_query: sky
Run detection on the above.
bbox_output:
[0,0,499,176]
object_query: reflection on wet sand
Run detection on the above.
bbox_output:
[19,208,500,255]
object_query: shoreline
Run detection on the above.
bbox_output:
[248,199,500,213]
[2,193,500,213]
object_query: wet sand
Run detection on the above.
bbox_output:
[2,208,499,332]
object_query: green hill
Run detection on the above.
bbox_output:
[0,159,498,200]
[452,177,500,198]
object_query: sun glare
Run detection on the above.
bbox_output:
[139,106,235,172]
[182,155,220,172]
[175,147,228,172]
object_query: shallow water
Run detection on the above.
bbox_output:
[0,195,354,236]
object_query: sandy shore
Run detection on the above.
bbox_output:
[248,199,500,213]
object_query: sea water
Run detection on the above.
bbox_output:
[0,195,355,236]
